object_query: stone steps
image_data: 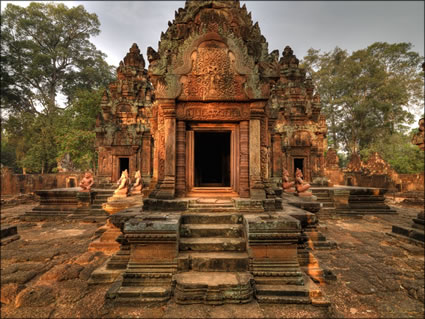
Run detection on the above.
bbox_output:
[175,212,252,304]
[255,283,310,304]
[180,224,244,238]
[181,213,243,224]
[187,198,238,213]
[392,225,424,243]
[178,252,249,272]
[187,208,238,213]
[173,271,253,305]
[255,295,311,304]
[312,189,336,211]
[179,237,246,251]
[115,286,171,305]
[255,284,309,297]
[250,260,304,284]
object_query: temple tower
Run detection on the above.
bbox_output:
[95,0,327,208]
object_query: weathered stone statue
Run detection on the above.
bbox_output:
[295,168,311,195]
[131,170,143,195]
[282,168,295,193]
[114,170,130,197]
[79,172,94,192]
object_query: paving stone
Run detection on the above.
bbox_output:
[15,285,56,307]
[0,283,25,305]
[40,263,84,282]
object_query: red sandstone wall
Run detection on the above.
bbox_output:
[1,172,85,196]
[325,169,345,186]
[398,173,424,192]
[344,172,424,192]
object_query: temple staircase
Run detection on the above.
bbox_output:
[80,189,114,222]
[311,188,335,218]
[187,198,237,213]
[251,258,310,304]
[174,213,253,304]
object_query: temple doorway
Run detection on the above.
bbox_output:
[119,157,129,176]
[294,158,304,176]
[186,123,239,197]
[194,132,230,187]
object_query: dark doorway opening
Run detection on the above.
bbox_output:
[119,157,129,177]
[195,132,230,187]
[68,178,76,188]
[294,158,304,177]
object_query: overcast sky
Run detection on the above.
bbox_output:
[2,1,424,68]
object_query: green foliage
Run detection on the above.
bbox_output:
[55,89,103,171]
[1,2,114,173]
[1,130,18,172]
[1,2,114,112]
[302,42,424,154]
[359,131,425,174]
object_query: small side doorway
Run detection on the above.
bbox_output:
[119,157,129,177]
[294,158,304,176]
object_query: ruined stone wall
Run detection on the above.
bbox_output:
[398,173,424,192]
[345,173,397,190]
[0,171,85,196]
[343,172,424,192]
[325,169,344,186]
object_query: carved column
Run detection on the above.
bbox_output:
[175,120,186,197]
[239,121,250,198]
[272,134,282,178]
[260,116,268,180]
[156,100,176,199]
[141,133,152,184]
[249,107,266,199]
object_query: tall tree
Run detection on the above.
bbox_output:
[55,89,103,172]
[1,2,114,173]
[302,42,424,155]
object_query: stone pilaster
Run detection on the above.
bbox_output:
[272,133,282,178]
[156,100,176,199]
[175,120,186,197]
[249,107,266,199]
[239,120,250,198]
[141,133,152,183]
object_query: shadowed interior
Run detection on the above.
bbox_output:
[195,132,230,187]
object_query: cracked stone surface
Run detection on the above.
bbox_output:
[0,201,423,318]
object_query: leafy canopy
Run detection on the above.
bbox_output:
[302,42,424,155]
[1,2,114,173]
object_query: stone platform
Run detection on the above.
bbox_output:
[142,197,280,213]
[93,199,331,306]
[20,188,113,222]
[310,186,397,216]
[391,211,424,246]
[1,225,20,246]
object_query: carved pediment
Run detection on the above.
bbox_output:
[179,40,247,101]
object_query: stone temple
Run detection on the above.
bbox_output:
[95,0,327,205]
[87,0,335,305]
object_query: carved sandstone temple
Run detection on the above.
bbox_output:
[95,0,327,209]
[89,1,335,305]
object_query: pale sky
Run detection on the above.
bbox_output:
[1,1,424,120]
[1,1,424,67]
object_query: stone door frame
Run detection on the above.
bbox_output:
[185,122,239,197]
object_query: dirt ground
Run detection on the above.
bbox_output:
[1,201,423,318]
